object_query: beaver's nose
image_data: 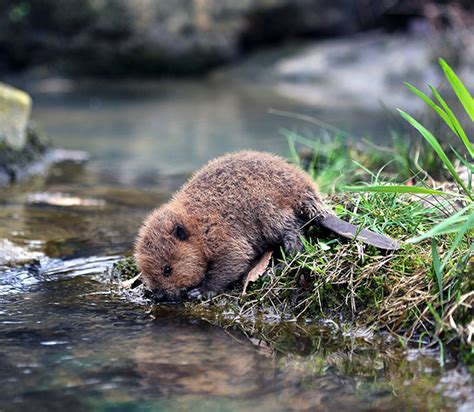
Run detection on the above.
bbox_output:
[143,288,165,302]
[151,289,166,302]
[151,289,183,303]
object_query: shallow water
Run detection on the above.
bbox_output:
[22,77,399,181]
[0,78,473,411]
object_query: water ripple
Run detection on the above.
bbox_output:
[0,255,121,296]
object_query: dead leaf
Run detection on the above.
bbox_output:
[121,272,142,289]
[242,251,272,295]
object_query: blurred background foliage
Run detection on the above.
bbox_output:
[0,0,473,76]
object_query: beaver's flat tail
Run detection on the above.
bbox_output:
[320,215,399,251]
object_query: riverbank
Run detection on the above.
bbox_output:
[110,133,473,368]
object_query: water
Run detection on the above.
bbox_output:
[23,77,397,182]
[0,78,472,411]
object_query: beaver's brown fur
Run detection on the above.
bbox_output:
[135,151,397,302]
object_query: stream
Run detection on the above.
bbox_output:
[0,77,472,411]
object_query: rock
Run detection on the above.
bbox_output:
[0,80,89,187]
[218,32,474,112]
[0,126,49,187]
[0,83,32,149]
[272,33,442,111]
[0,239,43,266]
[2,1,473,77]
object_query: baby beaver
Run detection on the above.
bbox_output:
[135,151,398,302]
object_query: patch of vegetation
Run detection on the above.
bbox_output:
[111,59,472,365]
[112,172,471,364]
[224,189,470,358]
[345,58,473,359]
[236,58,473,362]
[110,256,139,281]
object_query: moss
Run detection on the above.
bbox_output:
[110,256,139,281]
[0,126,50,186]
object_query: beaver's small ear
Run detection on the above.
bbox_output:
[174,224,188,241]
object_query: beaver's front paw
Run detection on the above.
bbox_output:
[187,288,217,300]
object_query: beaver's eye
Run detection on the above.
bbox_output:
[163,265,172,277]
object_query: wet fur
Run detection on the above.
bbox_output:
[135,151,390,301]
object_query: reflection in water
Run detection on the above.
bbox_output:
[0,267,467,412]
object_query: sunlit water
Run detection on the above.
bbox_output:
[0,78,472,411]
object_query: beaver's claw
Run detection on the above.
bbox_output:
[187,288,216,300]
[187,288,203,300]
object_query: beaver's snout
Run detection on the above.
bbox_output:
[149,288,186,303]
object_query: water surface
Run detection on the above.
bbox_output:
[0,78,472,411]
[24,77,398,181]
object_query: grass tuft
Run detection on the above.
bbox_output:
[109,58,473,365]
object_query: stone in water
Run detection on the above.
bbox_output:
[0,83,32,149]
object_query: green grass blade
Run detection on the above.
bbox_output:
[426,224,472,236]
[429,86,474,159]
[408,205,473,243]
[405,83,454,129]
[398,109,472,199]
[286,132,300,166]
[285,130,323,149]
[439,58,474,121]
[344,184,459,196]
[351,160,377,178]
[450,146,473,192]
[431,239,444,307]
[441,210,474,269]
[451,146,474,172]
